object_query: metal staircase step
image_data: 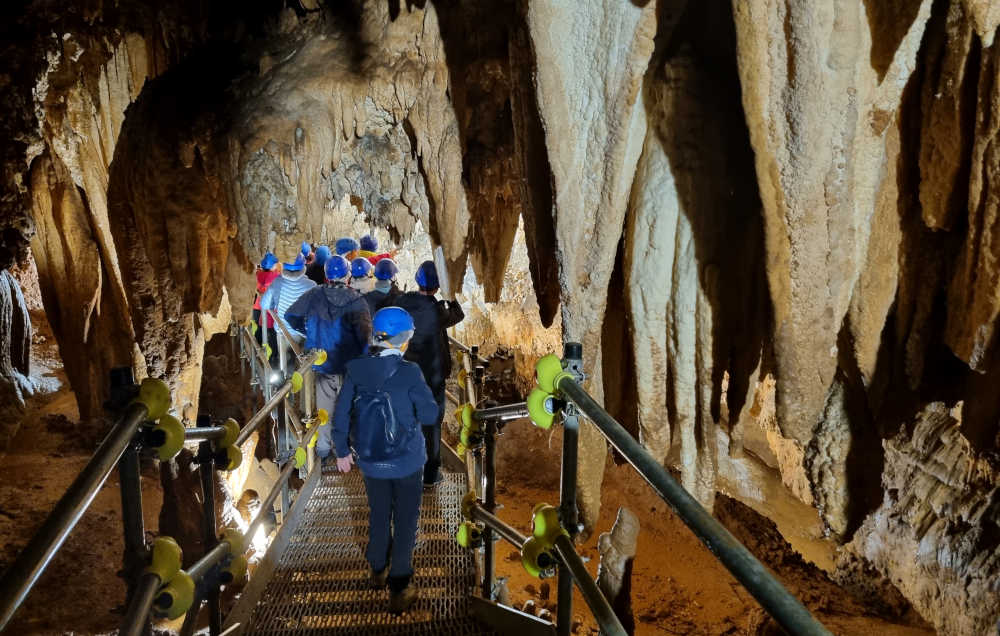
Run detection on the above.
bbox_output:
[245,470,495,635]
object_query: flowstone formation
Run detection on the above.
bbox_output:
[1,0,999,632]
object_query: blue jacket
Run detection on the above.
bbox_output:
[284,283,371,375]
[333,351,440,478]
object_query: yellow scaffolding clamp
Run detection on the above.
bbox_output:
[526,354,570,430]
[150,534,195,621]
[521,503,565,578]
[149,414,185,461]
[454,404,481,456]
[455,492,484,549]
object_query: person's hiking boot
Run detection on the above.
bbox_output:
[388,585,418,614]
[422,474,444,490]
[371,567,388,588]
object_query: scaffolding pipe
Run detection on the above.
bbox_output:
[183,426,228,443]
[552,534,626,636]
[234,352,321,447]
[119,571,161,636]
[555,373,833,636]
[0,402,150,630]
[472,402,529,422]
[468,504,528,549]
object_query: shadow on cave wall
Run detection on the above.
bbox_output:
[628,0,769,447]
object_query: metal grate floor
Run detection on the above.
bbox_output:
[246,468,494,635]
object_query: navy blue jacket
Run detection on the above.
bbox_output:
[333,351,440,479]
[284,283,371,375]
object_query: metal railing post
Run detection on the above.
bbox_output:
[118,438,146,615]
[556,342,583,636]
[482,415,497,600]
[197,438,222,635]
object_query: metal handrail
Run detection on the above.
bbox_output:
[0,402,150,630]
[268,310,303,358]
[555,374,832,636]
[234,350,323,447]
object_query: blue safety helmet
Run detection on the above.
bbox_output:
[373,258,398,281]
[314,245,331,266]
[360,234,378,252]
[260,252,278,270]
[300,241,312,256]
[415,260,439,290]
[373,307,415,344]
[351,257,373,278]
[325,255,350,280]
[335,237,359,255]
[284,254,307,272]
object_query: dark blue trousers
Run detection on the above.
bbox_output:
[422,390,445,484]
[362,470,423,592]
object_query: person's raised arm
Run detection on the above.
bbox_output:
[438,298,464,329]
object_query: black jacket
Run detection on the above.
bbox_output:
[305,261,326,285]
[363,284,403,317]
[385,292,464,394]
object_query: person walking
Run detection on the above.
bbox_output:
[284,255,371,461]
[358,234,397,264]
[301,240,315,264]
[335,237,360,261]
[363,258,402,316]
[258,253,316,369]
[331,306,439,614]
[253,252,280,348]
[385,261,464,487]
[306,245,331,285]
[350,257,375,294]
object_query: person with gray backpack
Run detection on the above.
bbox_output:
[331,306,439,614]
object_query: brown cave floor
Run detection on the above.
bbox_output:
[480,419,935,636]
[0,310,163,635]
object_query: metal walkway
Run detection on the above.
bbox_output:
[245,467,494,635]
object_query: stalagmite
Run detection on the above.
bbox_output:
[596,507,639,634]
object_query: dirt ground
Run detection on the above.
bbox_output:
[483,417,934,636]
[0,309,163,635]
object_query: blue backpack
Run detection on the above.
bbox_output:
[349,363,411,462]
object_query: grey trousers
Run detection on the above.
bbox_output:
[315,373,342,459]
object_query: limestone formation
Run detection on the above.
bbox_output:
[526,0,657,530]
[596,507,639,634]
[733,0,934,446]
[0,271,33,448]
[846,403,1000,635]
